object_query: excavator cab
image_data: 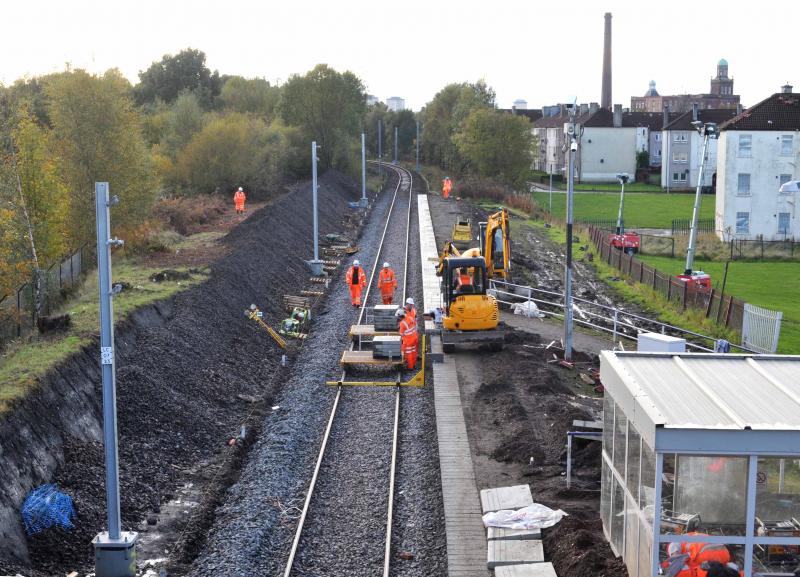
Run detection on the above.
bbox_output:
[442,257,487,304]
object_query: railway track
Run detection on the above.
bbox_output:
[282,163,415,577]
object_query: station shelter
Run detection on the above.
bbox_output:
[600,351,800,577]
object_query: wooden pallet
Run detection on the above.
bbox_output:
[340,350,403,366]
[349,324,396,338]
[283,294,313,311]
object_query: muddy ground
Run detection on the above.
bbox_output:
[427,194,627,577]
[0,171,363,577]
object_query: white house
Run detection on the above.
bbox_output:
[716,88,800,240]
[579,105,637,182]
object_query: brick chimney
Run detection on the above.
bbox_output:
[590,102,600,113]
[602,13,612,109]
[663,104,670,129]
[579,103,589,115]
[613,104,622,127]
[692,103,699,122]
[736,103,743,115]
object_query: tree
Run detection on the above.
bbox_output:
[278,64,365,168]
[163,91,205,156]
[220,76,280,119]
[46,69,157,242]
[134,48,221,108]
[455,109,534,187]
[175,113,302,197]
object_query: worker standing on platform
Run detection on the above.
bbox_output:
[233,186,246,214]
[346,259,367,307]
[397,308,418,370]
[378,262,397,304]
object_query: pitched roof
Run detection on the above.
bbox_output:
[719,92,800,131]
[663,108,740,131]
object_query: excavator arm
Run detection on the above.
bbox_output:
[481,208,511,280]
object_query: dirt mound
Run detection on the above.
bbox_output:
[544,516,627,577]
[0,170,359,575]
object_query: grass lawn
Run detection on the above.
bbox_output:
[533,190,714,229]
[0,258,209,415]
[638,255,800,353]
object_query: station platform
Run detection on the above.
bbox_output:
[418,195,489,576]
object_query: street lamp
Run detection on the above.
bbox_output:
[615,172,630,235]
[683,121,718,278]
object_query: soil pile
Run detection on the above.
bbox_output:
[0,171,359,576]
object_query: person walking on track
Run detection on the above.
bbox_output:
[378,262,397,304]
[442,177,452,199]
[234,186,246,214]
[397,308,418,370]
[346,259,367,307]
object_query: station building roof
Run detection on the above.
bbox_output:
[600,351,800,455]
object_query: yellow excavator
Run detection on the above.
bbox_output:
[436,209,510,353]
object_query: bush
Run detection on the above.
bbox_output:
[152,195,227,235]
[455,177,507,202]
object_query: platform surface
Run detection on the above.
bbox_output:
[420,195,489,577]
[480,485,533,513]
[495,563,557,577]
[487,539,544,568]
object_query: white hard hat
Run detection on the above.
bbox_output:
[238,187,243,191]
[383,262,390,268]
[395,308,405,317]
[406,297,414,306]
[353,260,360,266]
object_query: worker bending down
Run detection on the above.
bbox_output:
[378,262,397,304]
[661,533,740,577]
[345,259,367,307]
[233,186,246,214]
[396,308,418,370]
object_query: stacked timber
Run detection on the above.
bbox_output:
[373,335,402,359]
[373,305,400,331]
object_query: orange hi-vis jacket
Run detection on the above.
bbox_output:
[346,265,367,288]
[399,316,418,369]
[378,268,397,294]
[662,534,732,577]
[234,189,246,206]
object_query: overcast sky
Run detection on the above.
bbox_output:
[1,0,795,111]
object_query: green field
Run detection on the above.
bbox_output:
[638,255,800,353]
[573,182,663,192]
[533,191,714,229]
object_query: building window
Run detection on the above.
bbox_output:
[673,133,687,143]
[737,173,751,195]
[672,151,688,163]
[736,212,750,234]
[655,133,661,142]
[781,135,794,156]
[655,148,661,157]
[780,174,792,187]
[778,212,791,235]
[738,134,752,157]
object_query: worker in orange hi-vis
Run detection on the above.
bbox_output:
[396,308,418,370]
[378,262,397,304]
[442,177,452,199]
[345,259,367,307]
[404,297,417,329]
[233,186,246,214]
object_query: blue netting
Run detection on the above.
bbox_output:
[21,484,76,535]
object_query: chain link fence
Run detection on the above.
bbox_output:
[0,244,93,345]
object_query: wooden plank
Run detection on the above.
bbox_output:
[495,563,557,577]
[340,350,402,365]
[488,527,542,540]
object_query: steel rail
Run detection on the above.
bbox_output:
[282,162,414,577]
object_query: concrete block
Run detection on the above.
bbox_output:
[487,539,544,568]
[488,526,541,540]
[495,562,557,577]
[480,485,533,513]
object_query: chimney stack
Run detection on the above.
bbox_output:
[613,104,622,128]
[663,104,670,129]
[692,103,699,122]
[602,13,612,109]
[782,83,794,94]
[590,102,600,113]
[736,103,743,115]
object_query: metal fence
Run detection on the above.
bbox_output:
[588,225,752,334]
[0,244,92,344]
[728,237,800,260]
[671,218,715,235]
[489,279,760,354]
[742,303,783,354]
